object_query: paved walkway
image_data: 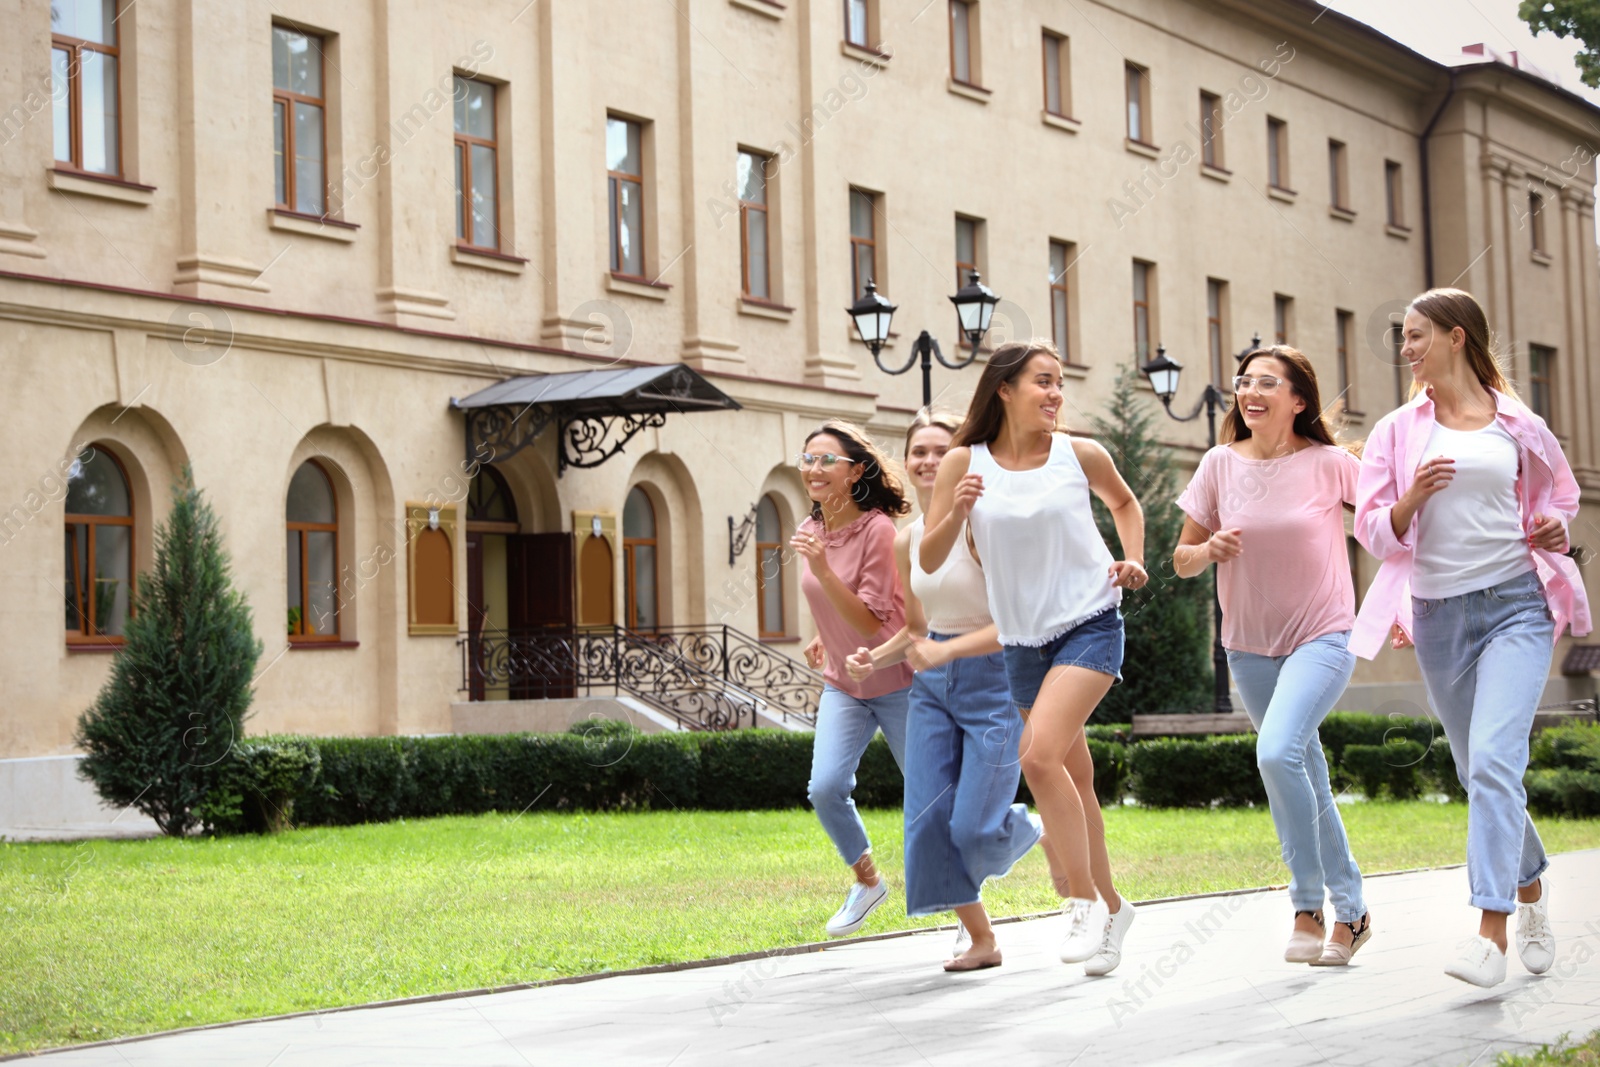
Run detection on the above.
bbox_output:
[29,851,1600,1067]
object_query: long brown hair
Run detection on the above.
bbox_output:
[803,420,911,520]
[1220,346,1342,448]
[1407,288,1517,400]
[951,340,1061,448]
[903,407,963,458]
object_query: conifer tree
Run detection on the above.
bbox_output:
[76,469,262,835]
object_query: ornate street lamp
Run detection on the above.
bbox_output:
[847,271,1000,408]
[1139,343,1235,715]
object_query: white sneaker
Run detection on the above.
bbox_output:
[1084,901,1137,976]
[952,920,972,955]
[1445,936,1508,988]
[825,880,888,938]
[1516,879,1555,975]
[1058,897,1109,964]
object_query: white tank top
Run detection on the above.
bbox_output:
[908,516,991,635]
[1411,420,1535,598]
[967,435,1120,646]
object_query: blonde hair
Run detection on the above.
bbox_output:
[1407,288,1517,401]
[903,407,963,459]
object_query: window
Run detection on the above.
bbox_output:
[739,151,771,300]
[1529,344,1555,426]
[756,496,785,637]
[1336,309,1356,411]
[51,0,121,176]
[1200,91,1223,169]
[1206,279,1227,385]
[272,26,327,216]
[955,215,982,335]
[1391,313,1406,405]
[844,0,873,49]
[287,460,339,640]
[623,487,659,633]
[1267,117,1288,189]
[950,1,976,85]
[1530,192,1548,254]
[607,116,645,277]
[1126,64,1150,144]
[1132,260,1154,361]
[453,76,498,251]
[64,446,132,642]
[1328,139,1349,210]
[1274,294,1292,346]
[1385,161,1405,228]
[1042,32,1069,117]
[1050,240,1075,364]
[849,187,878,299]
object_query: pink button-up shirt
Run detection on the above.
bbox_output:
[1352,388,1591,660]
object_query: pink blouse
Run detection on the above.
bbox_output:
[799,510,913,699]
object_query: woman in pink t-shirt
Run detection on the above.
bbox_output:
[791,420,914,939]
[1174,345,1371,967]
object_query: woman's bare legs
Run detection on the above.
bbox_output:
[1017,665,1116,902]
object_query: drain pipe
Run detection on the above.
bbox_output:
[1420,71,1458,288]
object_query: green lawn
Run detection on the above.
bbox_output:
[3,803,1599,1054]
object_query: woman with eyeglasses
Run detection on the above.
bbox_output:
[921,341,1145,975]
[844,409,1041,971]
[790,420,914,939]
[1354,289,1588,987]
[1172,345,1371,968]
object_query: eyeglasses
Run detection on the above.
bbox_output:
[1232,374,1286,395]
[797,452,855,470]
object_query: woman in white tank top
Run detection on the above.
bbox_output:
[922,341,1149,975]
[846,409,1041,972]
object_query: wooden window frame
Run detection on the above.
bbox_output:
[1530,192,1548,254]
[1200,91,1224,169]
[1528,344,1555,427]
[1042,32,1070,118]
[1385,160,1405,228]
[754,496,786,639]
[1267,117,1289,190]
[287,459,341,643]
[739,150,772,300]
[1050,239,1078,366]
[52,4,123,177]
[849,186,878,300]
[454,75,500,253]
[1126,64,1151,146]
[1336,309,1358,414]
[1132,260,1153,362]
[1328,139,1349,210]
[64,447,134,647]
[622,488,660,635]
[1206,279,1227,386]
[843,0,873,49]
[272,26,328,217]
[949,0,979,88]
[1274,294,1292,346]
[608,116,647,280]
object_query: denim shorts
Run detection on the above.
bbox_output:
[1002,606,1125,711]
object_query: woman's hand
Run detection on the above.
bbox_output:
[905,636,950,673]
[844,647,876,681]
[803,635,826,670]
[951,473,985,520]
[1528,513,1569,553]
[789,529,830,577]
[1207,529,1243,563]
[1404,457,1455,510]
[1390,624,1413,651]
[1109,560,1148,590]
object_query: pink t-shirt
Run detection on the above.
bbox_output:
[1176,443,1360,657]
[799,510,913,699]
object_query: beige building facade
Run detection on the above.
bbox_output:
[3,0,1599,770]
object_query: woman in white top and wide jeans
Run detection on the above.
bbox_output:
[848,409,1041,972]
[923,341,1148,974]
[1355,288,1591,988]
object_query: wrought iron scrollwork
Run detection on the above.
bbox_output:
[728,501,759,566]
[558,412,668,475]
[463,405,555,466]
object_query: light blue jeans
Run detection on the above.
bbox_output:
[1412,569,1553,913]
[1227,631,1366,919]
[903,636,1040,916]
[808,683,910,865]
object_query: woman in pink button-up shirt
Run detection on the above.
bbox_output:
[1354,288,1590,988]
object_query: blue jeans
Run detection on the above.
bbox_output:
[808,684,910,865]
[1227,631,1366,919]
[903,636,1041,916]
[1412,570,1553,913]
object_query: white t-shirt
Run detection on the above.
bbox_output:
[1411,420,1534,599]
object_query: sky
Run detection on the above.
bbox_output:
[1320,0,1600,106]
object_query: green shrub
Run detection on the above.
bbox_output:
[568,718,640,740]
[1013,739,1127,808]
[1126,735,1266,808]
[1525,769,1600,819]
[696,730,812,811]
[853,736,907,809]
[1341,741,1426,801]
[1319,712,1437,766]
[201,737,324,834]
[1428,737,1466,801]
[1530,722,1600,771]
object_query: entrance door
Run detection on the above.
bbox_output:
[507,532,575,697]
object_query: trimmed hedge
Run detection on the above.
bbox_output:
[1126,735,1267,808]
[1526,723,1600,818]
[1341,741,1426,801]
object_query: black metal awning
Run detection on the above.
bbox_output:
[450,363,740,474]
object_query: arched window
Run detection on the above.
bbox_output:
[286,460,339,640]
[64,445,133,642]
[756,495,785,637]
[623,486,658,632]
[467,465,517,524]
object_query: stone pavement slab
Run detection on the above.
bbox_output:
[25,850,1600,1067]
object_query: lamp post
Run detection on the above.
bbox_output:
[846,271,1001,408]
[1139,343,1235,715]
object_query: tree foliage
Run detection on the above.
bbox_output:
[1520,0,1600,88]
